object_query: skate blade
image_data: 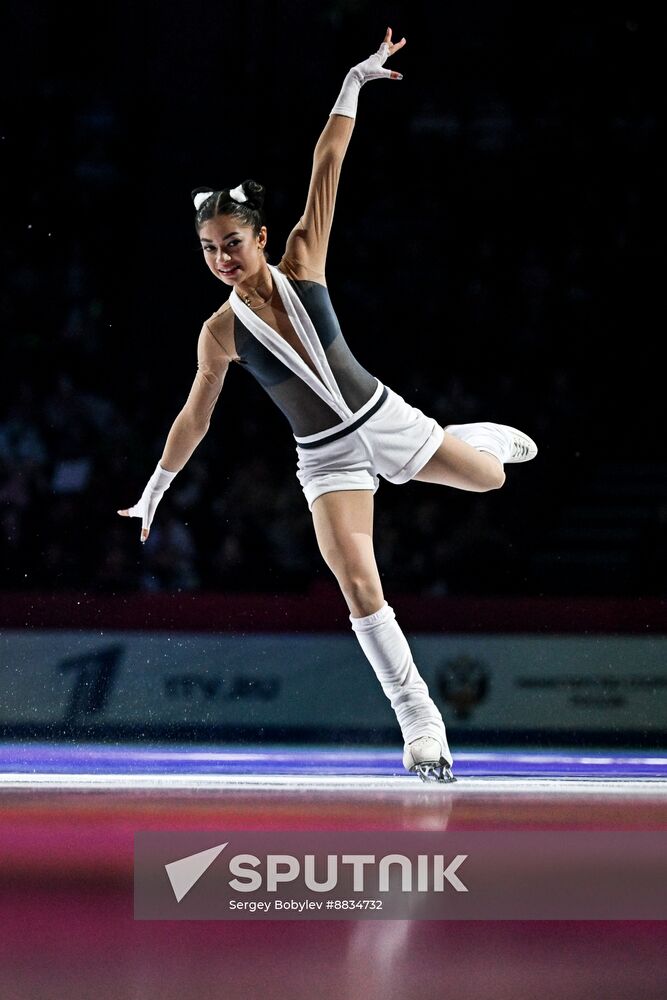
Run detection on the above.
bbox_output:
[413,761,456,784]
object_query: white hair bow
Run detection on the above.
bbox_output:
[229,184,247,203]
[193,190,214,211]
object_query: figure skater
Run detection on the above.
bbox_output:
[118,28,537,782]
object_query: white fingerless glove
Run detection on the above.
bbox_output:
[125,462,177,541]
[330,41,401,119]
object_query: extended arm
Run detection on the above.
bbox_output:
[159,325,228,472]
[282,27,406,279]
[118,324,229,541]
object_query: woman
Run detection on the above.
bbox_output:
[118,28,537,782]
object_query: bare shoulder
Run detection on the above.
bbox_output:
[201,300,239,361]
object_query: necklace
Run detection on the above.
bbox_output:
[241,284,271,309]
[238,264,272,308]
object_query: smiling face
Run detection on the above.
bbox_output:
[198,214,267,286]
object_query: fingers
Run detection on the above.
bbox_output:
[117,506,149,541]
[376,68,402,81]
[384,26,406,55]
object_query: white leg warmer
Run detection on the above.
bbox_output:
[350,602,448,747]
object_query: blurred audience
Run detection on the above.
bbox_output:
[1,7,662,597]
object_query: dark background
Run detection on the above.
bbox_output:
[1,0,665,599]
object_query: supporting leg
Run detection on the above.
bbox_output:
[350,602,455,783]
[311,489,454,781]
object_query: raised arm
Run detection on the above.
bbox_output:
[282,27,406,280]
[117,324,229,541]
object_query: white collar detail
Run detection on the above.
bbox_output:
[229,265,352,421]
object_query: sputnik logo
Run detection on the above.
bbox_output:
[163,842,469,901]
[165,842,228,902]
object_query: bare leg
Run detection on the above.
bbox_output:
[413,432,506,491]
[311,489,383,617]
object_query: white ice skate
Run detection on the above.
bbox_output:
[445,422,537,464]
[403,735,456,784]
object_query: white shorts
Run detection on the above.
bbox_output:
[295,382,445,510]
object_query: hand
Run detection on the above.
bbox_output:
[331,27,406,118]
[117,463,177,542]
[117,491,161,543]
[352,26,406,83]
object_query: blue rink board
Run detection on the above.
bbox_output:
[1,743,667,778]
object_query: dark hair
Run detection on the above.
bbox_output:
[191,180,266,237]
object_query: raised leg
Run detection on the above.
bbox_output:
[414,421,537,489]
